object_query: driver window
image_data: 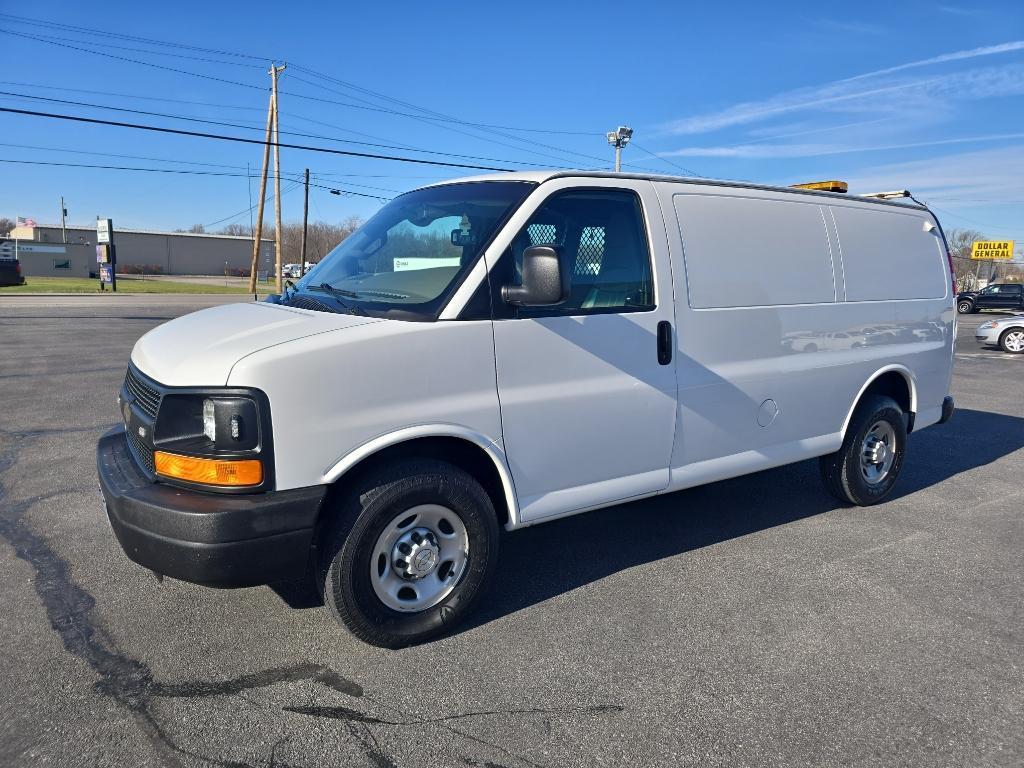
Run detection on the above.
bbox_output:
[508,189,655,316]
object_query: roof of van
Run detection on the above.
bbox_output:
[421,170,928,211]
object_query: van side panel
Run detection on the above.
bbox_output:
[658,182,953,491]
[675,194,836,308]
[829,204,948,301]
[828,204,955,428]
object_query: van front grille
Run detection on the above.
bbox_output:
[124,366,161,419]
[127,430,155,475]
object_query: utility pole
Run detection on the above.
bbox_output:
[60,196,67,243]
[271,62,286,294]
[606,126,633,172]
[300,168,309,277]
[247,87,275,292]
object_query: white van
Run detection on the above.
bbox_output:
[98,171,956,647]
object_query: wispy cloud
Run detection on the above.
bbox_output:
[660,79,936,135]
[659,133,1024,159]
[842,40,1024,82]
[658,40,1024,136]
[843,146,1024,231]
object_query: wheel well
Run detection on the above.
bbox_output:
[318,436,510,533]
[856,370,913,430]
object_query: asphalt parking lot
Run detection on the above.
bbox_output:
[0,297,1021,768]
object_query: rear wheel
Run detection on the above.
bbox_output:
[319,460,500,648]
[999,327,1024,354]
[820,395,907,506]
[957,300,974,314]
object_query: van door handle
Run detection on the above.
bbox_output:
[657,321,673,365]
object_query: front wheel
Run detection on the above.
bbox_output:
[819,395,907,506]
[957,300,974,314]
[999,327,1024,354]
[319,460,500,648]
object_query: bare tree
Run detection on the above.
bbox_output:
[218,223,251,237]
[0,217,14,238]
[946,228,986,292]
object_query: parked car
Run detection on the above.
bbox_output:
[956,283,1024,313]
[98,171,956,647]
[281,263,303,278]
[975,313,1024,353]
[0,257,25,286]
[782,330,867,353]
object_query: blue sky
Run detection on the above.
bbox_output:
[0,1,1021,247]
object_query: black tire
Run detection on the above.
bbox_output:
[819,395,907,506]
[957,300,974,314]
[999,326,1024,354]
[318,459,500,648]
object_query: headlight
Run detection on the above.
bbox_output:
[152,391,269,490]
[979,321,998,330]
[202,398,216,441]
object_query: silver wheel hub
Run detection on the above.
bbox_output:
[864,437,890,465]
[370,504,469,613]
[393,527,440,579]
[1005,331,1024,352]
[860,420,897,484]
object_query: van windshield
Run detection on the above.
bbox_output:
[293,181,534,320]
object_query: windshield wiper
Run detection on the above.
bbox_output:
[309,282,366,315]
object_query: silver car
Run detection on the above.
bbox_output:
[975,314,1024,353]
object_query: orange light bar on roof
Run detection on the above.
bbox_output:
[154,451,263,487]
[791,180,848,193]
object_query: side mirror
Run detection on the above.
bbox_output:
[501,245,569,306]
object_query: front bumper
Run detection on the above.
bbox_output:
[975,326,1002,345]
[98,426,326,588]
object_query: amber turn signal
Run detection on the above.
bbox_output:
[154,451,263,487]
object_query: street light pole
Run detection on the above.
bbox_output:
[606,126,633,172]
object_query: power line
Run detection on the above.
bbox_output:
[0,17,633,171]
[927,204,1022,234]
[0,79,267,112]
[0,91,550,168]
[629,141,701,177]
[0,80,445,152]
[205,180,303,229]
[0,140,251,171]
[285,71,615,169]
[0,106,519,172]
[0,140,405,192]
[1,27,267,68]
[0,18,601,139]
[0,28,263,91]
[0,12,268,61]
[0,13,681,173]
[0,158,392,199]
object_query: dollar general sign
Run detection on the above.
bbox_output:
[970,240,1014,260]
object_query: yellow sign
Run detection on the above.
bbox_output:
[971,240,1014,260]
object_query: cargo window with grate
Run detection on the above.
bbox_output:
[503,189,654,317]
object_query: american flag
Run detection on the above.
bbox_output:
[15,217,36,227]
